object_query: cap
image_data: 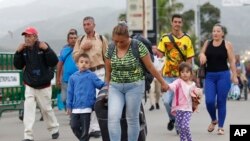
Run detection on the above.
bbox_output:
[21,27,38,36]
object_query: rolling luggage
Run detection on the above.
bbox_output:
[94,89,147,141]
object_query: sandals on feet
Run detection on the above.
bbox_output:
[207,121,218,132]
[217,128,225,135]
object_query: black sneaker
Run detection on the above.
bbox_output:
[19,110,24,121]
[89,131,101,138]
[52,132,59,139]
[22,139,34,141]
[167,120,175,131]
[156,103,160,109]
[149,105,154,111]
[40,116,43,121]
[176,129,179,135]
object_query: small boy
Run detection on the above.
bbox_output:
[66,53,106,141]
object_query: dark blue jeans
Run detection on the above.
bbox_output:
[70,113,91,141]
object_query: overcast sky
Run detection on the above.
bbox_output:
[0,0,127,9]
[0,0,249,54]
[0,0,36,9]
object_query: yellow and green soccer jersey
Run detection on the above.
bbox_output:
[158,34,194,77]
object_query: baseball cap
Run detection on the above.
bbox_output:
[21,27,38,36]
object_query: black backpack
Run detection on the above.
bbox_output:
[108,34,154,101]
[131,34,154,92]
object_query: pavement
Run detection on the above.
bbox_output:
[0,94,250,141]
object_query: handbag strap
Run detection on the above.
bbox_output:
[63,49,73,62]
[168,34,186,61]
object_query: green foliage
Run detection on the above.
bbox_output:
[157,0,184,36]
[200,2,222,43]
[182,10,195,33]
[118,13,126,21]
[119,1,222,57]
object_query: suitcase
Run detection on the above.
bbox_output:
[94,89,147,141]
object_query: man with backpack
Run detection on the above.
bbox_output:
[157,14,195,134]
[73,16,108,138]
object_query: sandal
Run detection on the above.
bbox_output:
[207,121,218,132]
[217,128,225,135]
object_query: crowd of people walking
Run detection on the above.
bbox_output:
[13,14,250,141]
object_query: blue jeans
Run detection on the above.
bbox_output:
[205,70,231,128]
[108,80,144,141]
[61,82,68,108]
[162,77,177,121]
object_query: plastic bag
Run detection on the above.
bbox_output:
[228,84,240,100]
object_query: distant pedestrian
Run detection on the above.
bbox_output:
[235,54,247,95]
[56,29,78,110]
[166,62,202,141]
[148,46,164,111]
[199,23,238,135]
[246,61,250,91]
[67,53,106,141]
[14,27,59,141]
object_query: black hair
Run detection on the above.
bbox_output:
[171,14,183,22]
[67,32,77,40]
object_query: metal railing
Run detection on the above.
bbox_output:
[0,52,59,117]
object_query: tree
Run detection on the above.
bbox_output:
[119,1,222,49]
[200,2,222,43]
[182,10,195,33]
[118,13,126,21]
[182,9,196,52]
[181,2,223,65]
[157,0,184,35]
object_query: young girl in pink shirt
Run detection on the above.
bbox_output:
[167,62,202,141]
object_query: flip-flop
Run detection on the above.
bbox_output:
[207,121,218,132]
[217,128,225,135]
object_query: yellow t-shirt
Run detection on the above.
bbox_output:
[158,33,194,77]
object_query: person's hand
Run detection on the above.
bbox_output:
[17,43,27,52]
[81,40,92,50]
[199,53,207,65]
[56,79,61,88]
[161,82,169,92]
[66,109,71,115]
[101,85,109,90]
[39,41,48,50]
[232,75,239,85]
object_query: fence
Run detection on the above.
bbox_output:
[0,52,59,118]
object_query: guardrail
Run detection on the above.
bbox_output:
[0,52,59,118]
[0,70,24,117]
